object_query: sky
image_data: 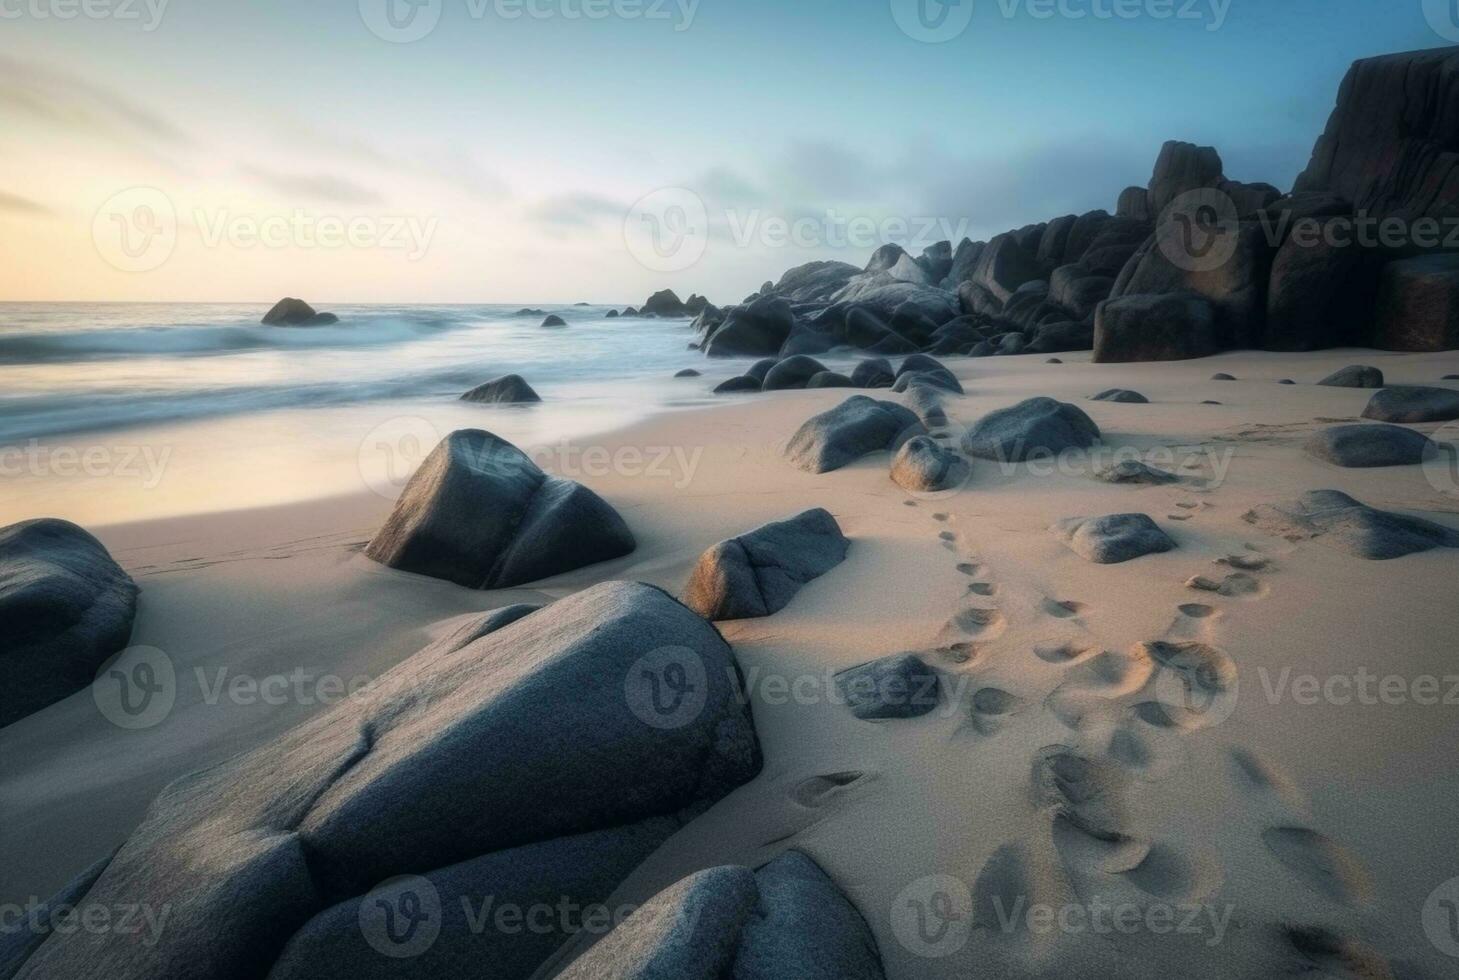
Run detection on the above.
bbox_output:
[0,0,1450,303]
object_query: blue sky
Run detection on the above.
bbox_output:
[0,0,1448,302]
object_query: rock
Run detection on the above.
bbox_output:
[1362,386,1459,423]
[1263,216,1376,350]
[891,436,970,493]
[1047,358,1062,363]
[1187,573,1262,597]
[1220,179,1282,218]
[705,296,796,357]
[1081,216,1152,277]
[1374,254,1459,352]
[957,279,1003,317]
[1027,320,1095,355]
[747,358,779,384]
[515,308,547,317]
[969,340,994,357]
[0,519,138,727]
[262,297,338,326]
[835,654,940,720]
[1211,373,1237,381]
[1050,263,1115,320]
[14,581,761,980]
[1278,379,1296,385]
[1094,460,1180,485]
[1063,210,1112,265]
[996,333,1027,356]
[556,851,885,980]
[842,307,906,350]
[917,241,954,283]
[779,328,839,358]
[1117,186,1152,222]
[541,314,568,328]
[1317,365,1384,388]
[1305,424,1435,468]
[806,371,854,389]
[891,370,962,396]
[763,355,829,391]
[896,353,947,377]
[1148,140,1224,215]
[0,851,113,974]
[851,358,895,388]
[831,277,959,324]
[1294,47,1459,223]
[1244,490,1459,560]
[785,396,923,474]
[1091,388,1148,403]
[1013,222,1047,255]
[365,430,635,588]
[460,374,541,404]
[714,376,762,394]
[642,289,689,317]
[769,261,862,303]
[941,238,986,289]
[902,384,948,426]
[605,309,620,318]
[674,368,702,378]
[622,306,639,315]
[1052,514,1176,564]
[962,397,1100,462]
[1093,293,1219,362]
[969,233,1043,305]
[1036,214,1079,269]
[683,509,849,621]
[888,303,940,345]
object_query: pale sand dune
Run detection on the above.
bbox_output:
[4,348,1459,978]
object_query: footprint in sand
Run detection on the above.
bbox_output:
[932,512,949,522]
[967,687,1028,735]
[949,607,1007,640]
[932,642,978,666]
[1167,513,1193,521]
[1261,826,1372,905]
[1280,925,1393,978]
[1033,640,1097,664]
[956,562,980,576]
[1177,602,1219,619]
[1187,572,1266,598]
[1228,747,1304,809]
[903,500,918,507]
[968,582,997,596]
[1167,604,1222,639]
[790,770,868,808]
[1042,598,1088,620]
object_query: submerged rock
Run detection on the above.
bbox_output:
[460,374,541,404]
[1052,513,1176,564]
[540,314,568,328]
[674,368,702,378]
[1244,490,1459,560]
[262,297,338,326]
[714,375,762,394]
[682,508,849,621]
[785,396,923,474]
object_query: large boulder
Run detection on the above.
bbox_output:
[830,278,958,323]
[969,233,1043,305]
[1063,210,1112,265]
[642,289,689,317]
[1050,263,1115,320]
[1263,216,1377,350]
[0,519,138,727]
[704,296,796,357]
[1052,514,1177,564]
[460,374,541,404]
[714,376,762,394]
[961,397,1100,462]
[682,508,849,621]
[1093,293,1219,362]
[785,396,922,474]
[806,371,854,389]
[1362,386,1459,423]
[1244,490,1459,560]
[262,297,338,326]
[917,240,954,283]
[365,430,635,589]
[762,355,829,391]
[555,851,885,980]
[1036,214,1079,269]
[1304,424,1435,468]
[1374,254,1459,352]
[1147,140,1224,215]
[1317,365,1384,388]
[850,358,895,389]
[1117,187,1152,221]
[769,261,861,303]
[940,238,986,289]
[1027,320,1094,354]
[890,436,971,493]
[9,582,762,980]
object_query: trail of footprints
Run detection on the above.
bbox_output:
[868,497,1389,974]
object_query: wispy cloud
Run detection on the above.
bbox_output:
[239,165,384,205]
[0,190,53,217]
[0,55,190,147]
[525,192,624,228]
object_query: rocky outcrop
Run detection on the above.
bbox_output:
[460,374,541,404]
[961,397,1100,462]
[941,238,986,289]
[1374,254,1459,351]
[851,357,895,388]
[1148,140,1224,215]
[704,296,796,357]
[541,314,568,328]
[968,233,1044,305]
[769,260,861,303]
[262,297,338,326]
[9,581,762,980]
[365,430,635,588]
[682,508,849,621]
[642,289,690,317]
[1094,293,1219,362]
[1263,217,1377,350]
[785,396,922,473]
[0,519,138,727]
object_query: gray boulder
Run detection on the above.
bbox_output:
[1027,320,1095,354]
[1091,388,1149,404]
[902,384,948,426]
[835,654,940,720]
[705,297,796,357]
[715,376,762,394]
[1244,490,1459,560]
[1374,254,1459,352]
[747,358,779,384]
[682,509,849,621]
[785,396,923,474]
[674,368,702,378]
[806,371,855,389]
[940,238,986,289]
[1263,216,1373,351]
[969,233,1043,305]
[842,307,911,351]
[1094,293,1219,362]
[850,358,895,389]
[1304,424,1435,468]
[769,261,861,303]
[460,374,541,404]
[1093,460,1180,485]
[961,397,1100,462]
[10,581,761,980]
[831,277,958,324]
[762,356,829,391]
[779,329,839,358]
[1147,140,1224,215]
[891,436,970,493]
[365,430,634,589]
[642,289,689,317]
[1052,514,1176,564]
[0,519,138,727]
[262,297,339,326]
[1317,365,1383,388]
[541,314,568,328]
[1362,386,1459,423]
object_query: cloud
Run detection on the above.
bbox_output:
[525,193,624,228]
[0,55,190,147]
[0,190,53,217]
[240,165,384,205]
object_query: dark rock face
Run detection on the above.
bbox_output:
[1028,320,1095,354]
[962,397,1100,462]
[891,436,970,493]
[917,240,954,283]
[969,233,1044,305]
[11,581,762,980]
[1064,210,1112,265]
[1317,365,1384,388]
[460,374,541,404]
[1362,386,1459,423]
[1374,255,1459,352]
[1263,216,1376,351]
[891,364,962,395]
[714,375,762,394]
[541,314,568,328]
[1294,47,1459,222]
[763,355,830,391]
[262,297,338,326]
[1117,186,1152,221]
[683,508,849,621]
[705,296,796,357]
[785,396,923,474]
[1050,263,1115,320]
[1094,293,1219,362]
[1305,424,1435,468]
[806,371,855,389]
[1094,460,1180,485]
[769,261,861,303]
[556,851,886,980]
[0,519,138,727]
[1148,140,1224,215]
[835,654,940,720]
[850,358,895,388]
[1052,513,1176,564]
[1037,214,1079,268]
[642,289,689,317]
[1091,388,1148,403]
[747,358,779,384]
[1244,490,1459,560]
[780,328,839,358]
[365,430,635,589]
[941,238,987,289]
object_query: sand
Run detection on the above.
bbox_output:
[4,347,1459,978]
